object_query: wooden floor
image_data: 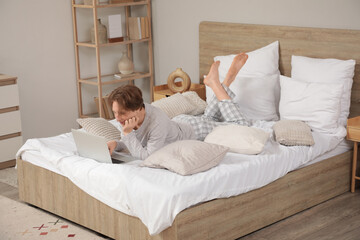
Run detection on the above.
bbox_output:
[238,189,360,240]
[1,181,360,240]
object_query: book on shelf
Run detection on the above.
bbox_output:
[104,96,114,119]
[114,74,122,79]
[94,95,114,119]
[128,17,149,40]
[140,17,146,39]
[108,14,124,43]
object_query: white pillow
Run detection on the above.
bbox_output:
[182,91,207,115]
[279,75,343,134]
[141,140,228,176]
[206,73,280,121]
[214,41,279,79]
[151,93,196,118]
[204,125,270,155]
[291,55,355,127]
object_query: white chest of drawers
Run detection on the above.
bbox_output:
[0,74,23,169]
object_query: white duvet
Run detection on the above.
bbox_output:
[16,120,344,235]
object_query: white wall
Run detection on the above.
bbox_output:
[1,0,78,141]
[151,0,360,85]
[1,0,360,141]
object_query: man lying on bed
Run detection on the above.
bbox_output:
[107,53,250,160]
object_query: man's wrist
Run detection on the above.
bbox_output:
[123,129,131,136]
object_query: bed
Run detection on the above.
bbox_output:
[17,22,360,240]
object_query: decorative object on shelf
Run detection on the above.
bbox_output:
[118,51,134,74]
[167,68,191,93]
[108,14,124,43]
[94,95,114,119]
[128,17,149,40]
[90,19,107,44]
[114,74,122,79]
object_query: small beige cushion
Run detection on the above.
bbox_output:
[204,125,270,155]
[76,118,121,142]
[273,120,315,146]
[141,140,228,176]
[151,93,196,118]
[182,91,207,115]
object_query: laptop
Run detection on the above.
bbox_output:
[72,129,135,164]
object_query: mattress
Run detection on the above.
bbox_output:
[16,120,345,235]
[297,138,352,168]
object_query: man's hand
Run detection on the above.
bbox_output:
[122,116,139,135]
[107,140,117,155]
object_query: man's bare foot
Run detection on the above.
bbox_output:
[204,61,231,101]
[223,53,248,87]
[203,61,221,89]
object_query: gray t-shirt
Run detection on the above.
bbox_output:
[115,103,196,160]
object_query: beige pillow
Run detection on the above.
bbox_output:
[182,91,207,115]
[76,118,121,141]
[141,140,228,176]
[151,93,196,118]
[273,120,315,146]
[204,125,270,154]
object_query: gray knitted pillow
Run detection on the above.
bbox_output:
[141,140,228,176]
[273,120,314,146]
[182,91,207,116]
[76,118,121,142]
[151,93,196,118]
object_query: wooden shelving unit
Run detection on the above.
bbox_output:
[71,0,153,118]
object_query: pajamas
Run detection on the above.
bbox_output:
[173,85,250,140]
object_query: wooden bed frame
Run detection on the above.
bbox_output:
[17,22,360,240]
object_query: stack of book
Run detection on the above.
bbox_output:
[128,17,150,40]
[94,95,114,119]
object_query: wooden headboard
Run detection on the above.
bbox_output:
[199,21,360,118]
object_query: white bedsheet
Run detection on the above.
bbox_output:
[16,120,344,235]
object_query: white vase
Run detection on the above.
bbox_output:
[90,19,107,44]
[118,52,134,74]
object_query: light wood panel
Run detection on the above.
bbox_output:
[153,83,206,101]
[347,117,360,141]
[17,159,175,240]
[0,74,17,86]
[0,160,16,170]
[199,21,360,117]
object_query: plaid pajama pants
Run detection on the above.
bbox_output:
[173,85,250,140]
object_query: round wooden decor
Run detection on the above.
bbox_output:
[167,68,191,93]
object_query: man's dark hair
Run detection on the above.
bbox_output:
[108,85,144,111]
